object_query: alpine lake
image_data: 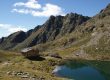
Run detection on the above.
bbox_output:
[53,59,110,80]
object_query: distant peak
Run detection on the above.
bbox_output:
[66,12,77,16]
[66,12,88,18]
[106,3,110,8]
[47,15,63,23]
[100,3,110,14]
[49,15,55,19]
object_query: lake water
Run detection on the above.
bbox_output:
[53,60,110,80]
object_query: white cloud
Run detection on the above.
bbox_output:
[31,3,65,17]
[12,0,65,17]
[14,0,41,9]
[12,9,30,14]
[0,24,27,37]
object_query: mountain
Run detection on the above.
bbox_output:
[0,31,26,49]
[0,13,90,50]
[0,3,110,58]
[0,29,35,49]
[77,3,110,55]
[28,3,110,58]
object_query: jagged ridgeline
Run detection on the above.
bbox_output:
[0,13,90,50]
[0,3,110,55]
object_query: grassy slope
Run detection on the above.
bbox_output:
[0,50,65,80]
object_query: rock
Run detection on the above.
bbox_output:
[96,48,98,50]
[6,70,45,80]
[17,72,23,76]
[23,72,30,76]
[0,37,5,44]
[2,61,11,66]
[49,53,62,59]
[11,71,17,76]
[7,71,11,75]
[68,38,75,43]
[21,47,39,58]
[31,76,36,80]
[21,75,29,78]
[75,53,79,56]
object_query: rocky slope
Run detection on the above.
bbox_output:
[0,13,90,50]
[30,3,110,60]
[0,4,110,56]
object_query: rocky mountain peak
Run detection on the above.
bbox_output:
[66,13,79,17]
[9,31,27,43]
[99,3,110,17]
[106,3,110,8]
[0,12,90,50]
[49,15,56,19]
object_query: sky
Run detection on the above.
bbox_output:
[0,0,110,38]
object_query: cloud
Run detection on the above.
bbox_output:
[12,9,30,14]
[12,0,65,17]
[31,3,65,17]
[0,24,27,36]
[14,0,41,9]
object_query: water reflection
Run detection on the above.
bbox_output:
[53,60,107,80]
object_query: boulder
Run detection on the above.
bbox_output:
[21,47,39,58]
[49,53,62,59]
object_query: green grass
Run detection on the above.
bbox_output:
[0,50,65,80]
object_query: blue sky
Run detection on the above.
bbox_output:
[0,0,110,38]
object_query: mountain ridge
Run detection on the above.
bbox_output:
[0,3,110,53]
[0,13,90,50]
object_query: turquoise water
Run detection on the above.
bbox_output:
[53,60,110,80]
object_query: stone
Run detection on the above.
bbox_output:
[7,71,12,75]
[21,75,29,78]
[21,47,39,58]
[49,53,62,59]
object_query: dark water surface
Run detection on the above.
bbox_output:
[53,60,110,80]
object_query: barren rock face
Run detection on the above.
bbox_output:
[0,13,90,50]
